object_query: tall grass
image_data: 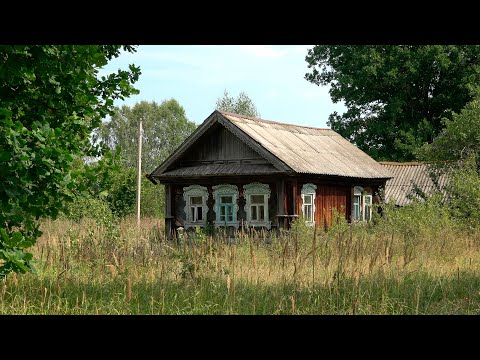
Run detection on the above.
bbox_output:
[1,202,480,314]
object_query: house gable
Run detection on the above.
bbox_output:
[150,111,291,179]
[178,122,265,164]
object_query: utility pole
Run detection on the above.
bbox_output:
[136,117,142,227]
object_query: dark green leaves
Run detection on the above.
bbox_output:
[305,45,480,161]
[0,45,140,277]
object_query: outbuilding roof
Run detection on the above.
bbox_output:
[380,162,449,206]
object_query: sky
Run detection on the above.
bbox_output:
[99,45,345,128]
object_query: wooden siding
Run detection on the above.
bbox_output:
[316,185,348,229]
[179,124,265,164]
[293,182,348,229]
[165,184,175,239]
[167,175,387,235]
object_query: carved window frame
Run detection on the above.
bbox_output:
[243,182,271,229]
[212,184,239,229]
[183,185,208,229]
[352,186,372,222]
[301,183,317,226]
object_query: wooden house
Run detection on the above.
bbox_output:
[147,110,393,239]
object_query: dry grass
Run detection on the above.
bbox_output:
[1,215,480,314]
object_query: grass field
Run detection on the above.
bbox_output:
[1,211,480,314]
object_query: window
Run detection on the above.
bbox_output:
[243,183,271,229]
[352,186,372,222]
[183,185,208,229]
[250,195,265,221]
[213,184,239,228]
[219,195,234,223]
[190,196,203,222]
[303,194,313,222]
[301,183,317,225]
[353,191,361,220]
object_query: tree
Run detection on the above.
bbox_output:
[418,90,480,230]
[0,45,140,276]
[305,45,480,161]
[216,89,260,117]
[418,88,480,164]
[99,99,197,173]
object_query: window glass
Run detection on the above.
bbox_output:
[226,206,233,222]
[353,194,361,220]
[190,196,202,205]
[304,194,312,205]
[220,196,233,204]
[251,205,257,220]
[251,194,264,204]
[304,204,312,221]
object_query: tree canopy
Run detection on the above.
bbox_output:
[99,99,197,174]
[305,45,480,161]
[417,88,480,229]
[215,89,260,117]
[0,45,140,276]
[418,88,480,165]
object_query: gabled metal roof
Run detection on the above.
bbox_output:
[380,162,450,206]
[149,110,393,179]
[220,112,392,179]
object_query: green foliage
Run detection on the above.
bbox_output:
[94,99,194,219]
[140,180,164,218]
[215,89,260,117]
[63,155,164,220]
[418,90,480,230]
[99,99,197,174]
[418,88,480,164]
[106,167,164,218]
[379,194,455,242]
[0,45,140,276]
[445,156,480,231]
[64,196,113,226]
[305,45,480,161]
[106,167,137,218]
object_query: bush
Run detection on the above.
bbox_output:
[445,155,480,231]
[62,196,113,226]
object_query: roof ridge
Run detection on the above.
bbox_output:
[219,111,332,131]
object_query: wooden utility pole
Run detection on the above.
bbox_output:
[136,118,142,227]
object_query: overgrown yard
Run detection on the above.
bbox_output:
[2,203,480,314]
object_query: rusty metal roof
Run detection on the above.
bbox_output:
[159,163,282,178]
[380,162,449,206]
[220,112,393,179]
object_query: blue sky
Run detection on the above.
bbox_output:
[100,45,345,128]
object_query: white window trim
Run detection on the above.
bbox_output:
[352,186,372,222]
[364,194,373,221]
[212,184,239,229]
[183,185,208,229]
[243,182,271,229]
[301,183,317,226]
